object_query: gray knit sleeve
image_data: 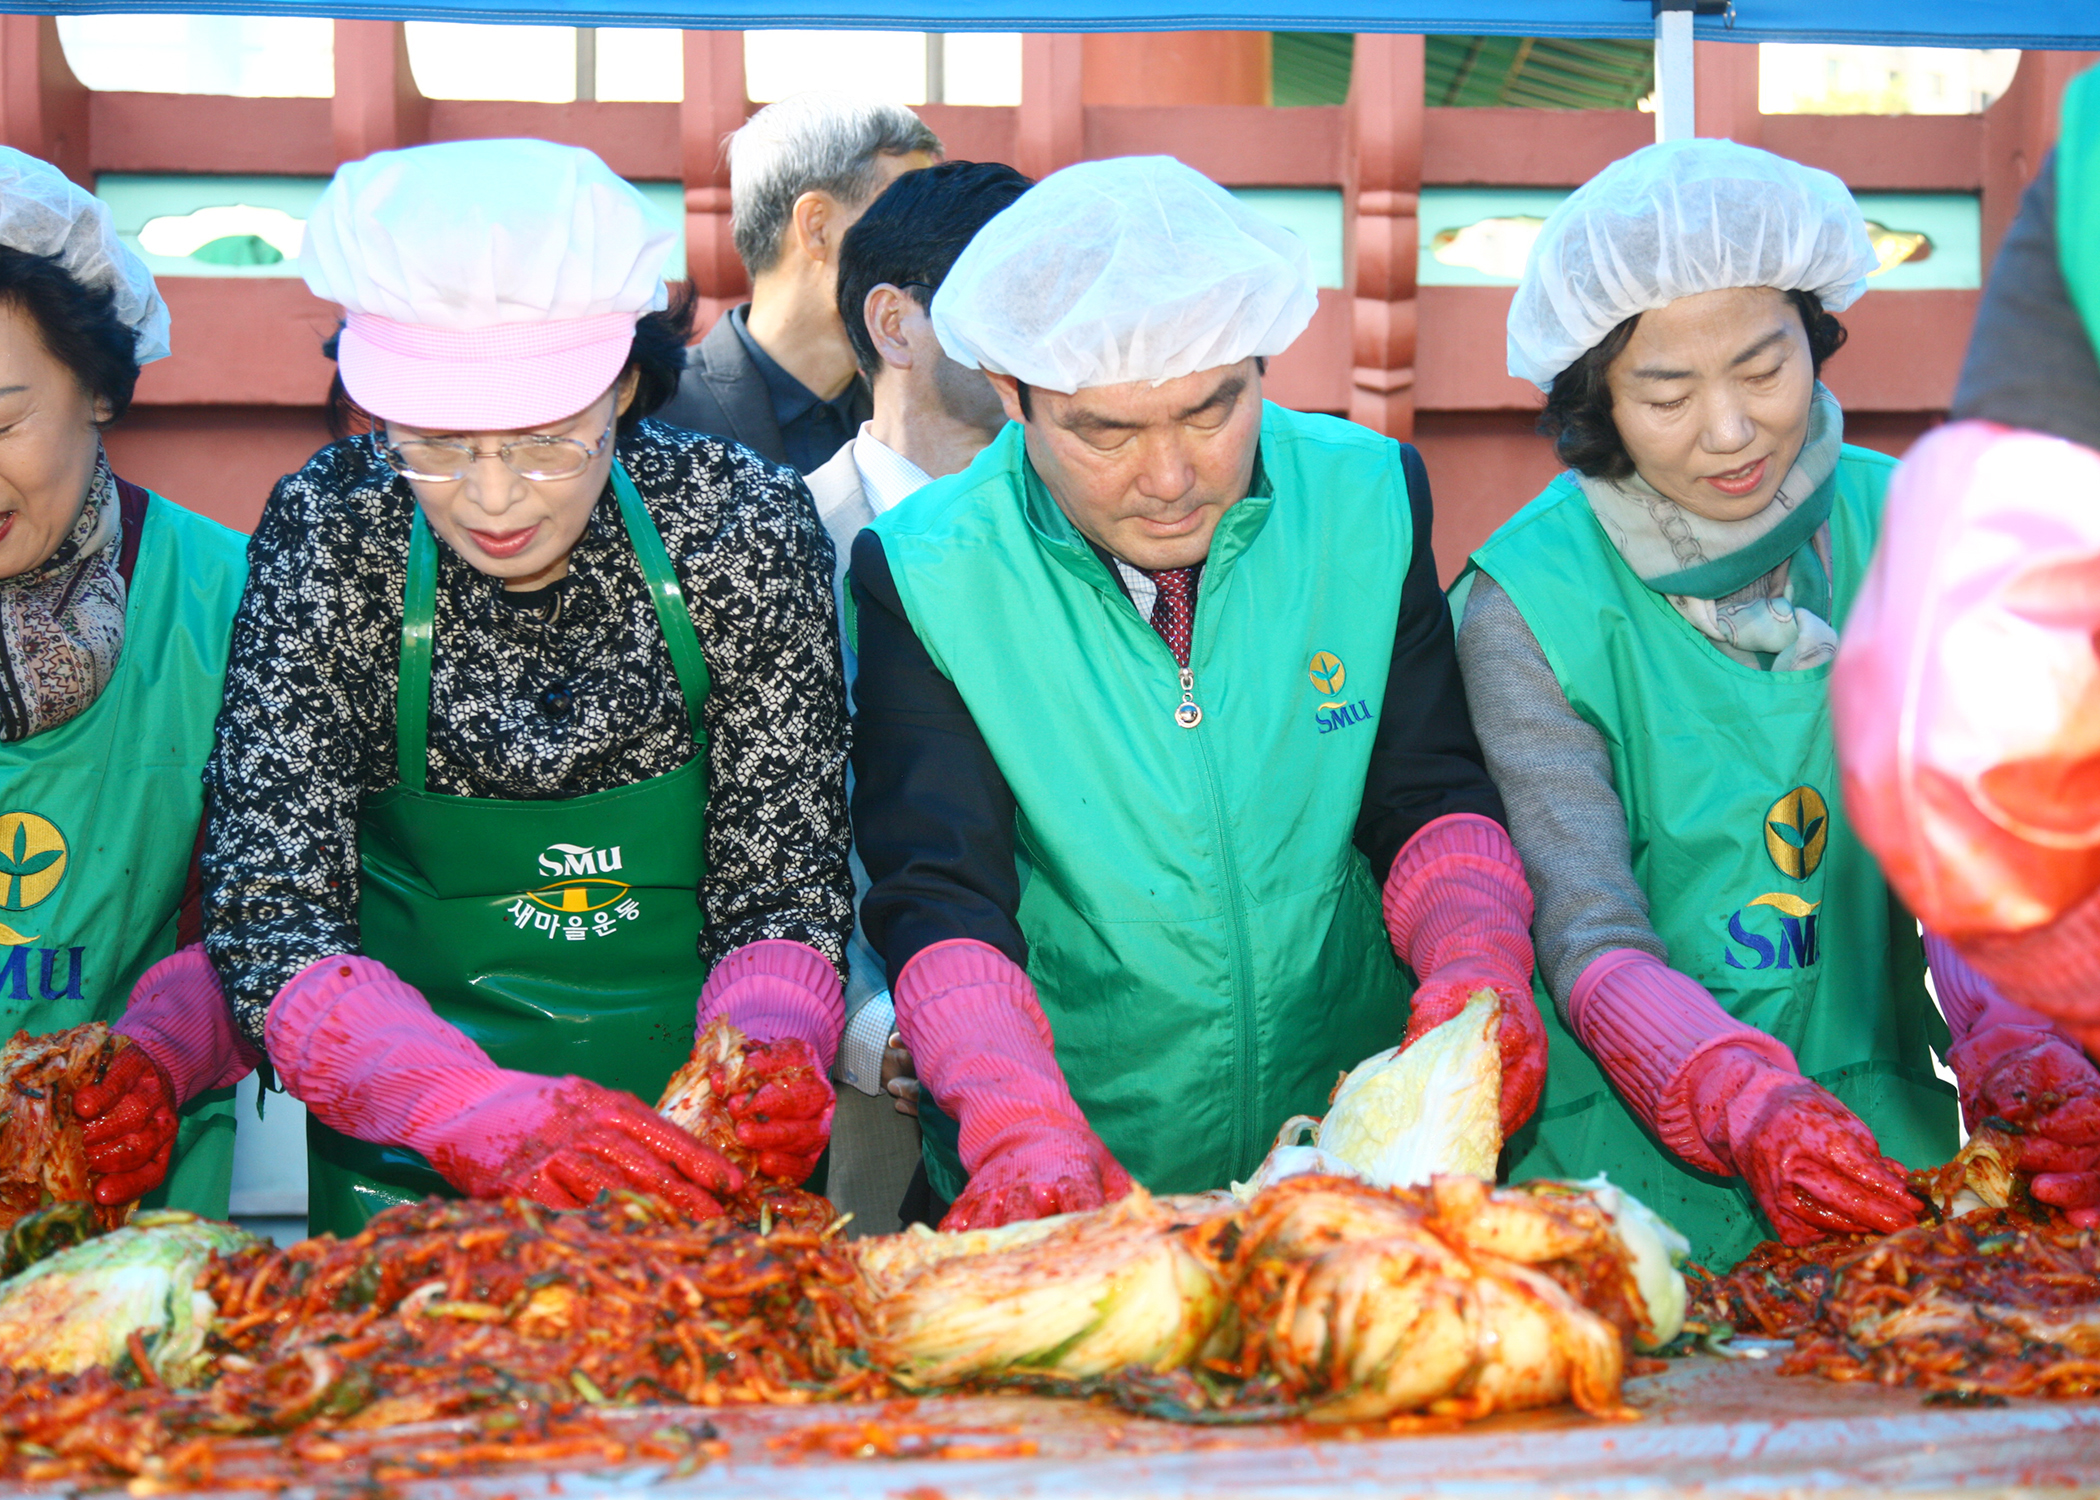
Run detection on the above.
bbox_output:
[1951,154,2100,452]
[1455,572,1666,1021]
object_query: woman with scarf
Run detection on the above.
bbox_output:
[1451,141,1989,1267]
[0,148,257,1215]
[204,141,851,1236]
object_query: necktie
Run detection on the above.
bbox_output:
[1148,566,1198,668]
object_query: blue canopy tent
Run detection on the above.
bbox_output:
[9,0,2100,47]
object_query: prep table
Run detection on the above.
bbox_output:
[18,1353,2098,1499]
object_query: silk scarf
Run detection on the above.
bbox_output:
[0,456,125,740]
[1580,384,1844,672]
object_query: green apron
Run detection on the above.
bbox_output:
[1462,448,1958,1270]
[0,493,247,1218]
[307,465,713,1237]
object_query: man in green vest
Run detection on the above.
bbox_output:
[850,155,1544,1231]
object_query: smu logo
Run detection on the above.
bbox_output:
[1308,650,1373,736]
[0,812,84,1001]
[507,844,642,943]
[1725,892,1820,971]
[536,843,623,879]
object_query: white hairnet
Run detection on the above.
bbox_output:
[0,148,168,365]
[1507,139,1878,389]
[299,139,672,328]
[931,155,1317,393]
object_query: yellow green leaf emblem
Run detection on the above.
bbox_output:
[1763,786,1829,881]
[0,813,66,912]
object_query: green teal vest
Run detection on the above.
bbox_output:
[1464,448,1957,1268]
[2056,66,2100,351]
[871,406,1413,1198]
[0,493,248,1218]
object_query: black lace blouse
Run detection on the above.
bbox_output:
[202,419,853,1049]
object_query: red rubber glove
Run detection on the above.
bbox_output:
[1689,1044,1921,1246]
[268,955,742,1220]
[77,944,262,1205]
[892,939,1131,1231]
[74,1047,179,1207]
[1931,933,2100,1224]
[1384,814,1546,1135]
[1569,948,1918,1244]
[709,1037,832,1183]
[470,1077,743,1215]
[693,941,842,1185]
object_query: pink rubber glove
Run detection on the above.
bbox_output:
[694,940,843,1184]
[892,938,1131,1231]
[1955,888,2100,1060]
[268,955,742,1219]
[1384,814,1546,1134]
[1571,948,1919,1246]
[1834,422,2100,1052]
[1929,932,2100,1224]
[76,944,261,1205]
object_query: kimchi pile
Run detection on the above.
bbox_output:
[1692,1203,2100,1399]
[0,1192,880,1486]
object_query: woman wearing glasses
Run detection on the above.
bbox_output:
[203,141,853,1235]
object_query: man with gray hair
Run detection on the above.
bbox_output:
[658,92,942,473]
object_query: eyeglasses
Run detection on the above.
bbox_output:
[375,413,616,483]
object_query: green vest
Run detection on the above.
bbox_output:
[0,493,247,1218]
[1463,448,1957,1269]
[871,406,1411,1199]
[2056,67,2100,351]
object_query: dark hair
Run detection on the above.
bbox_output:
[836,160,1033,380]
[322,283,699,442]
[1537,288,1848,481]
[0,246,142,425]
[1014,356,1269,421]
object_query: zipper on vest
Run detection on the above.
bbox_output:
[1175,667,1203,728]
[1178,658,1261,1183]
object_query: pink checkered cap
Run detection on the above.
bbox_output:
[337,309,641,431]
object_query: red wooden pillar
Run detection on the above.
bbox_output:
[331,21,428,164]
[1693,39,1761,146]
[0,17,88,186]
[1982,50,2100,263]
[681,30,749,334]
[1018,34,1084,181]
[1348,34,1422,441]
[1080,33,1271,106]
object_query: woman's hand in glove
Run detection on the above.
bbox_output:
[1693,1045,1921,1245]
[269,955,743,1221]
[81,943,263,1205]
[468,1077,744,1219]
[693,941,843,1185]
[706,1037,834,1184]
[73,1047,180,1206]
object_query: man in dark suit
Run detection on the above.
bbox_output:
[657,91,941,474]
